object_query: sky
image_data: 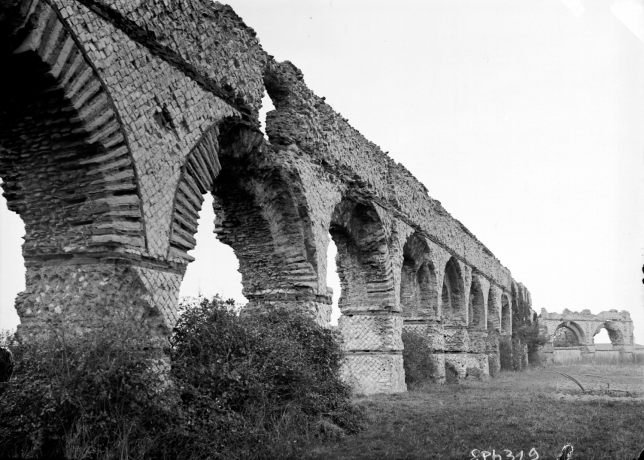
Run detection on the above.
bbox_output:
[1,0,643,345]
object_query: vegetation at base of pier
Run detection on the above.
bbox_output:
[0,296,365,459]
[401,330,438,385]
[305,363,644,460]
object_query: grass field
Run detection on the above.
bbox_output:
[305,364,644,460]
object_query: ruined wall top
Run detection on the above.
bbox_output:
[540,308,633,323]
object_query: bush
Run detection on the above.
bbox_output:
[514,322,549,368]
[445,362,459,384]
[0,296,365,459]
[169,296,365,457]
[401,330,437,386]
[511,337,527,371]
[0,318,176,459]
[499,336,513,371]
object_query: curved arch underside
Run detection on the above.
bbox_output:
[593,322,625,345]
[168,121,325,313]
[553,323,583,347]
[330,198,394,313]
[442,257,465,324]
[0,0,144,258]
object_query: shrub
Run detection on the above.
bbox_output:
[514,322,549,367]
[169,295,366,456]
[0,318,176,459]
[499,336,513,371]
[465,366,483,380]
[511,337,527,371]
[0,295,365,459]
[401,330,437,386]
[488,354,500,377]
[445,362,459,384]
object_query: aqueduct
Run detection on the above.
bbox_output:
[540,309,635,362]
[0,0,534,394]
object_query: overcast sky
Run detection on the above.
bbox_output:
[1,0,643,345]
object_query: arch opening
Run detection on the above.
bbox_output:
[441,258,464,324]
[178,193,246,306]
[327,234,341,325]
[399,234,437,319]
[0,190,24,336]
[592,322,625,348]
[170,123,322,322]
[553,325,581,347]
[328,199,392,314]
[258,90,276,140]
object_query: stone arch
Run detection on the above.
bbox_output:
[399,233,438,319]
[468,275,485,329]
[553,321,586,347]
[593,321,625,346]
[329,198,394,313]
[501,293,511,334]
[330,197,404,394]
[167,120,327,321]
[0,1,166,339]
[0,0,144,257]
[441,257,465,324]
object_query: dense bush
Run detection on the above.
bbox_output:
[514,322,549,367]
[401,330,437,386]
[511,337,527,370]
[169,296,365,455]
[0,296,365,459]
[499,335,513,371]
[444,362,459,384]
[0,320,176,459]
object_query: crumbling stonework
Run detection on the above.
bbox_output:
[0,0,534,394]
[540,309,635,362]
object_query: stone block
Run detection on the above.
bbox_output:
[403,321,445,351]
[339,314,403,352]
[468,330,488,353]
[444,325,470,352]
[342,352,406,394]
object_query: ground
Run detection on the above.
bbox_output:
[305,365,644,460]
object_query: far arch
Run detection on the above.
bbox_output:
[593,321,625,347]
[553,321,586,347]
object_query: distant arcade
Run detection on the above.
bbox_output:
[541,309,635,363]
